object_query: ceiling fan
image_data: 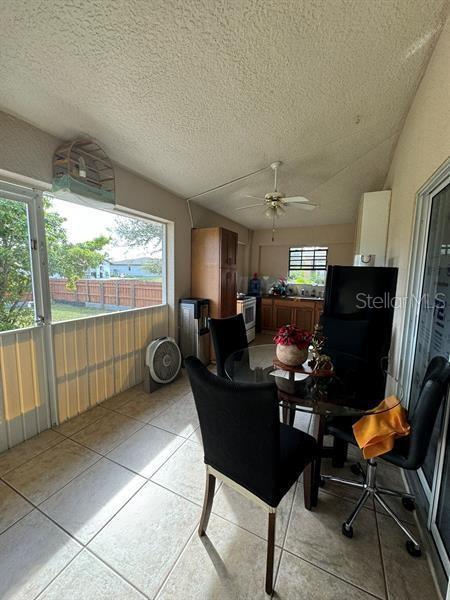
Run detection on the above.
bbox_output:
[235,161,317,240]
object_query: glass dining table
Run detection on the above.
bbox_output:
[224,344,399,505]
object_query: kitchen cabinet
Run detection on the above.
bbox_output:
[261,297,324,333]
[262,300,274,330]
[191,227,238,319]
[220,228,238,269]
[292,301,315,331]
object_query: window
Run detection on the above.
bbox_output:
[0,197,35,332]
[288,246,328,285]
[44,195,166,322]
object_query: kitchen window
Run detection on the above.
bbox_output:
[288,246,328,285]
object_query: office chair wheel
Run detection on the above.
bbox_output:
[402,497,415,512]
[406,540,422,557]
[342,523,353,538]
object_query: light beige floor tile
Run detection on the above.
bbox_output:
[55,406,111,437]
[89,481,199,598]
[156,513,281,600]
[40,458,145,544]
[72,411,144,454]
[151,440,207,504]
[284,485,385,598]
[3,439,99,504]
[100,384,145,411]
[188,427,202,444]
[275,549,375,599]
[212,481,296,547]
[150,393,199,438]
[115,391,176,423]
[107,425,184,478]
[0,480,33,534]
[38,550,146,599]
[377,513,438,600]
[0,510,80,600]
[0,430,64,476]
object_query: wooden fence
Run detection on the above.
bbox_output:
[50,278,163,308]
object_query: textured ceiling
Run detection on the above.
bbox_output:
[0,0,447,228]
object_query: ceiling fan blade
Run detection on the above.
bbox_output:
[244,195,266,200]
[236,203,266,211]
[292,203,317,211]
[283,196,310,203]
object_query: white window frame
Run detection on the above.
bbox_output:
[43,193,169,322]
[287,246,328,284]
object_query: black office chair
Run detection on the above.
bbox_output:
[322,355,450,556]
[209,314,248,378]
[185,356,317,595]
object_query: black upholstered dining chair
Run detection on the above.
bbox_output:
[185,356,317,595]
[323,355,450,557]
[209,314,248,378]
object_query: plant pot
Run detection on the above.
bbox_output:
[276,344,308,367]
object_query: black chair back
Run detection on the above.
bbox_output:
[185,356,280,505]
[209,314,248,378]
[405,355,450,469]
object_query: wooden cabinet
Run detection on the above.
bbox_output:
[273,299,295,329]
[220,228,238,269]
[261,297,324,333]
[314,302,324,327]
[191,227,238,319]
[292,301,316,331]
[220,268,237,318]
[262,299,274,330]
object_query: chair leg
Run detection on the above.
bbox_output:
[303,461,313,510]
[374,492,421,552]
[198,472,216,536]
[266,512,276,595]
[332,437,348,468]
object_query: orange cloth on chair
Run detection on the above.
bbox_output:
[352,396,410,459]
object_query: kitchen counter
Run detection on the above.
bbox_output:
[261,296,324,331]
[262,294,324,301]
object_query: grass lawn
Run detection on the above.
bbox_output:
[51,303,110,322]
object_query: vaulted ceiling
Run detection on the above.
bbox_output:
[0,1,447,228]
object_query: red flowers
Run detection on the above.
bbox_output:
[273,324,312,349]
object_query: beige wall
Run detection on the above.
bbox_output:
[384,16,450,373]
[250,223,356,279]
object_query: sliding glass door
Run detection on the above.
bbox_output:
[402,165,450,582]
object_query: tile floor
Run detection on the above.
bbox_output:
[0,370,441,599]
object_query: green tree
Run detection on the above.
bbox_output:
[0,199,34,329]
[0,197,109,331]
[112,216,163,255]
[144,258,163,276]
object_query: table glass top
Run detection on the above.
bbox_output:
[224,344,401,418]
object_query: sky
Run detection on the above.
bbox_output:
[48,196,161,261]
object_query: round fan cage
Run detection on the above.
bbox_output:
[146,337,182,384]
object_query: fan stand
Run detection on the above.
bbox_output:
[144,369,163,394]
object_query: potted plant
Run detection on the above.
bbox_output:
[274,324,312,366]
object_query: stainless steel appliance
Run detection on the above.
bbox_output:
[236,295,256,343]
[179,298,210,365]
